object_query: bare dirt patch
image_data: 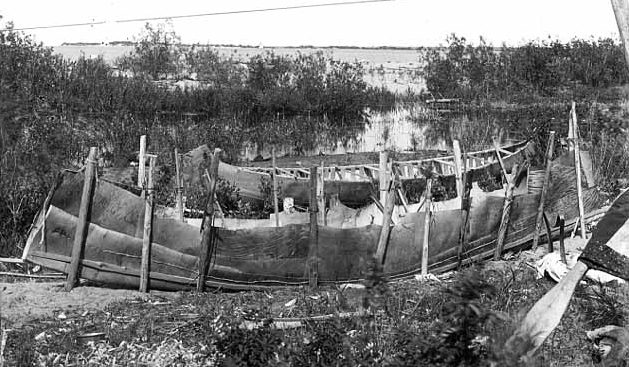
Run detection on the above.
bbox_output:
[1,282,175,327]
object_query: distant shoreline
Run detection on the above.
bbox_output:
[59,42,430,51]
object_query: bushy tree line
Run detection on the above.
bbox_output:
[423,34,629,100]
[0,20,391,256]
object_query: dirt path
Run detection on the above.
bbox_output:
[1,282,175,327]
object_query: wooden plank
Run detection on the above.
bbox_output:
[0,258,24,264]
[197,148,221,292]
[532,131,555,250]
[571,102,586,239]
[140,156,156,293]
[272,146,279,228]
[65,147,98,292]
[375,167,397,265]
[308,166,319,289]
[174,148,184,222]
[421,175,433,275]
[612,0,629,69]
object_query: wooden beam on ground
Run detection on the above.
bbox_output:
[379,151,388,206]
[375,168,397,265]
[532,131,556,250]
[139,156,156,293]
[421,174,433,275]
[197,148,221,293]
[571,102,587,239]
[307,166,319,289]
[493,162,528,260]
[272,146,279,228]
[65,147,98,292]
[174,148,184,222]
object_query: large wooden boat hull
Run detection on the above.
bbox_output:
[24,158,604,291]
[184,141,532,207]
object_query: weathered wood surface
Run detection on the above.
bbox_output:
[532,131,555,250]
[65,147,97,292]
[140,156,155,293]
[308,166,319,289]
[197,148,221,292]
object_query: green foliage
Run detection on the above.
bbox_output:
[423,34,629,100]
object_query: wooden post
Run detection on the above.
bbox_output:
[65,147,98,292]
[421,174,433,275]
[379,151,388,207]
[197,148,221,293]
[543,212,554,253]
[457,153,472,269]
[307,166,319,289]
[375,167,397,264]
[174,148,184,222]
[556,215,567,264]
[493,162,528,260]
[571,102,587,239]
[137,135,146,189]
[139,156,155,293]
[318,161,326,226]
[272,146,279,228]
[452,139,463,198]
[532,131,556,250]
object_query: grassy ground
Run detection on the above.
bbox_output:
[2,244,627,366]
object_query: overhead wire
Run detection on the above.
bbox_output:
[0,0,394,32]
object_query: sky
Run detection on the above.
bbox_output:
[0,0,622,47]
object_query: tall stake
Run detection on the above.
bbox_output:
[612,0,629,67]
[572,103,587,239]
[494,162,528,260]
[139,156,156,293]
[174,148,184,222]
[307,166,319,289]
[421,174,433,275]
[375,164,396,264]
[272,146,279,227]
[318,161,326,226]
[65,147,98,292]
[452,139,463,198]
[457,153,472,269]
[379,151,389,207]
[532,131,556,250]
[197,148,221,292]
[138,135,146,190]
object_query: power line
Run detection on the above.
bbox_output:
[116,0,394,23]
[0,0,394,32]
[1,20,106,32]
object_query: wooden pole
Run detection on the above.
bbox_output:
[493,162,528,260]
[139,156,155,293]
[65,147,98,292]
[556,215,567,264]
[307,166,319,289]
[196,148,221,293]
[137,135,146,189]
[421,174,433,275]
[272,146,279,228]
[318,161,326,226]
[532,131,556,250]
[612,0,629,68]
[452,139,463,198]
[379,151,388,207]
[572,102,587,239]
[174,148,184,222]
[543,212,554,253]
[493,137,508,182]
[375,167,397,264]
[457,153,472,269]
